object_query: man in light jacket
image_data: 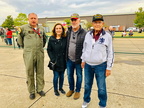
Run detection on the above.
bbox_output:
[81,14,114,108]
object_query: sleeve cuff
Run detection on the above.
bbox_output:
[106,67,112,70]
[82,60,85,62]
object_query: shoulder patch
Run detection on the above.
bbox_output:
[17,27,21,34]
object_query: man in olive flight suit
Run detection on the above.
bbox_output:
[17,13,47,99]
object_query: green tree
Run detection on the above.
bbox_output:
[86,22,92,29]
[14,13,28,26]
[1,15,14,29]
[134,7,144,28]
[64,19,71,26]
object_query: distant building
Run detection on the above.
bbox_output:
[38,13,136,32]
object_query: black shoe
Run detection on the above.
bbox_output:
[37,91,45,96]
[59,88,66,94]
[54,90,60,96]
[29,93,35,100]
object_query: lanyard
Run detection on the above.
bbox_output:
[32,28,41,38]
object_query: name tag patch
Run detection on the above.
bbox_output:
[28,31,34,34]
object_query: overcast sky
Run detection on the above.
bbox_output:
[0,0,144,25]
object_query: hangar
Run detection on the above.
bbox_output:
[38,13,136,32]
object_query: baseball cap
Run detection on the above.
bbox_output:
[71,13,80,19]
[92,14,104,22]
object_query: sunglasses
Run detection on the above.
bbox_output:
[72,32,76,39]
[71,19,77,21]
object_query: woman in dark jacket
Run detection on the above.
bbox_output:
[47,23,67,96]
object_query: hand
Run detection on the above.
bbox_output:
[106,69,111,77]
[81,62,85,68]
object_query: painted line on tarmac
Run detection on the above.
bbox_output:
[115,52,144,55]
[1,73,144,106]
[91,88,144,100]
[129,39,144,53]
[1,71,144,100]
[27,75,68,108]
[0,73,26,79]
[28,86,54,108]
[107,91,144,100]
[0,46,14,48]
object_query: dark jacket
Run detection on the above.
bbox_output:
[47,36,67,72]
[66,26,87,64]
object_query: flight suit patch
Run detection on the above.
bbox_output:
[17,27,21,34]
[28,31,34,34]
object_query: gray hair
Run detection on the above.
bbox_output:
[28,13,37,18]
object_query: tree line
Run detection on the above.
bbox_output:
[1,13,28,29]
[134,7,144,28]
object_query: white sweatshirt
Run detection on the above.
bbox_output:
[81,30,114,70]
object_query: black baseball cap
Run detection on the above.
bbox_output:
[92,14,104,22]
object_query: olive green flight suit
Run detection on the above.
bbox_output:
[17,24,47,94]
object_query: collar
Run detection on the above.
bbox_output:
[90,28,106,36]
[28,24,38,29]
[93,29,102,36]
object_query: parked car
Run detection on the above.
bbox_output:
[126,27,138,32]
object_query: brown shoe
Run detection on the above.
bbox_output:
[66,90,74,97]
[73,92,80,100]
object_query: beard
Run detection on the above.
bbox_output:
[72,24,79,29]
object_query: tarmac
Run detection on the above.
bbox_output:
[0,38,144,108]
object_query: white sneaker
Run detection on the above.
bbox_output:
[82,101,89,108]
[99,106,106,108]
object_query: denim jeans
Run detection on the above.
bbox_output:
[83,62,107,107]
[53,71,64,90]
[67,59,82,92]
[7,38,12,45]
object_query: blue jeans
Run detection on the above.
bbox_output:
[83,62,107,107]
[53,71,64,90]
[67,59,82,92]
[7,38,12,45]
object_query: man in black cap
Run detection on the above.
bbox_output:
[66,13,87,100]
[81,14,114,108]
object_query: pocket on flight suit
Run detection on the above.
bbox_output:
[23,30,35,48]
